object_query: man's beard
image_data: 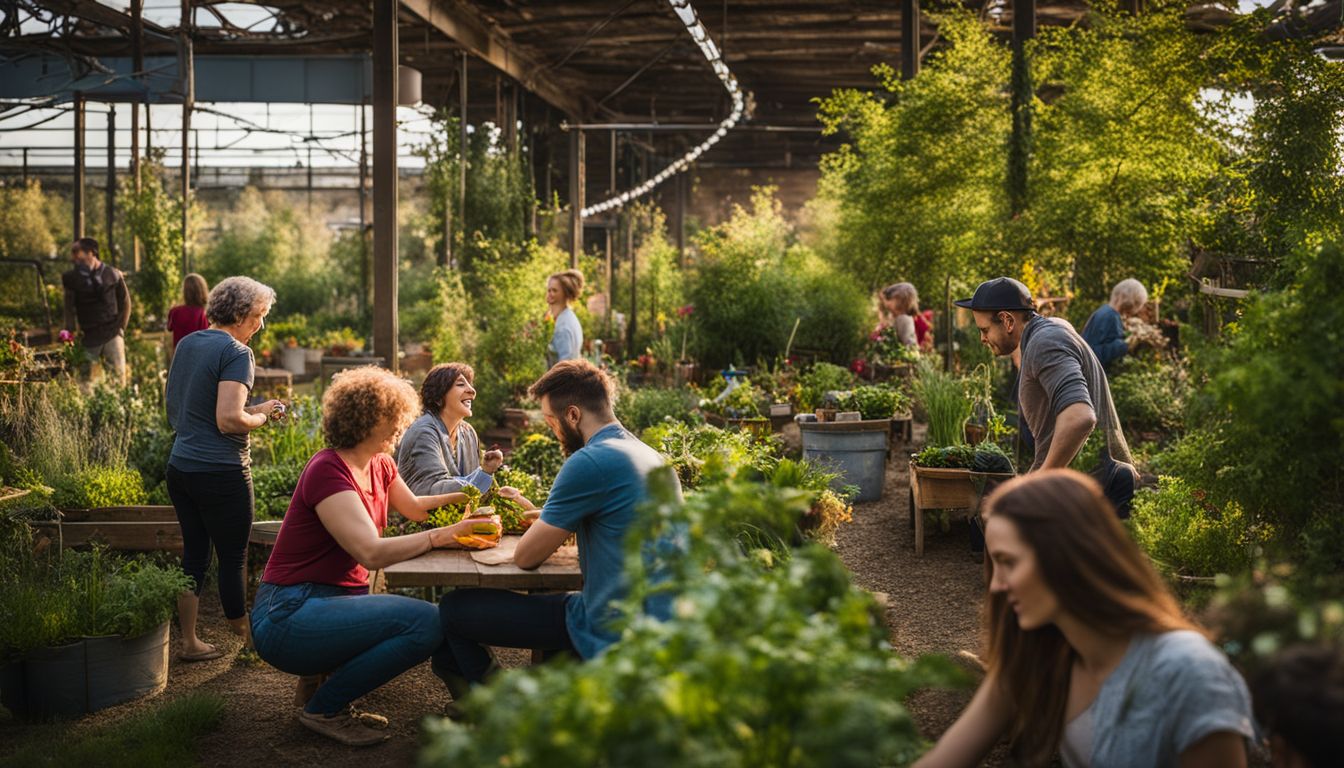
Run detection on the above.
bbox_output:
[558,419,586,455]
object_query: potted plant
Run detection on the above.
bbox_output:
[0,520,191,718]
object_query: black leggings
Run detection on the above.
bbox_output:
[166,464,254,620]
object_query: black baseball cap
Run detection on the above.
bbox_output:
[953,277,1035,311]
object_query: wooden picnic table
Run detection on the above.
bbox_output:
[383,535,583,591]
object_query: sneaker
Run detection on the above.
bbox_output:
[298,709,389,747]
[349,706,389,730]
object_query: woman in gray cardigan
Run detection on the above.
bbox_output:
[396,364,531,509]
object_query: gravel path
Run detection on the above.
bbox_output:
[833,431,995,755]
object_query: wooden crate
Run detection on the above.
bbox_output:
[908,465,1013,557]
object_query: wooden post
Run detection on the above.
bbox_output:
[568,127,585,267]
[373,0,399,371]
[106,105,116,263]
[73,93,85,239]
[901,0,921,80]
[1007,0,1035,218]
[675,170,687,267]
[180,0,193,273]
[605,129,615,333]
[458,52,468,259]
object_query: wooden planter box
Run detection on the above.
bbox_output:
[34,506,184,553]
[908,464,1014,556]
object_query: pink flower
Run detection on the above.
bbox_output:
[58,330,73,343]
[677,304,695,318]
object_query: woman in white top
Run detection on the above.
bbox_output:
[915,470,1255,768]
[545,269,585,369]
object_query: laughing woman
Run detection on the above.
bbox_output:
[397,364,532,512]
[915,470,1254,768]
[252,366,499,746]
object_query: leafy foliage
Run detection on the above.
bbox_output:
[841,385,909,421]
[615,386,700,433]
[0,180,56,259]
[509,432,566,488]
[1128,476,1274,578]
[122,153,186,322]
[794,362,856,412]
[421,471,963,767]
[688,188,868,366]
[911,361,974,447]
[52,466,147,509]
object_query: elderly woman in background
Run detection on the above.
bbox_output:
[252,366,498,746]
[880,282,932,351]
[1082,278,1147,369]
[546,269,585,368]
[165,276,282,663]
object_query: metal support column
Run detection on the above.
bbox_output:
[359,103,369,315]
[1007,0,1036,217]
[130,0,143,269]
[568,127,584,267]
[73,93,85,240]
[901,0,921,80]
[675,169,687,267]
[372,0,399,371]
[180,0,193,272]
[106,105,116,263]
[605,130,615,332]
[458,52,468,258]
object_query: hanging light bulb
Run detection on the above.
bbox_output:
[581,0,745,218]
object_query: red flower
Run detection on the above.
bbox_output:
[850,359,867,374]
[677,304,695,318]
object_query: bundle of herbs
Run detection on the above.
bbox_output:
[912,360,974,446]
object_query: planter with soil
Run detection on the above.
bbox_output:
[0,622,170,719]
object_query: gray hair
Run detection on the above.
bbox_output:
[206,276,276,326]
[1109,278,1148,315]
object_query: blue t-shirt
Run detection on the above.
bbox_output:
[540,422,667,658]
[1081,303,1128,368]
[166,329,256,471]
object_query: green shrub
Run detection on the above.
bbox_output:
[642,422,780,489]
[0,531,191,658]
[615,387,699,434]
[52,466,147,509]
[688,189,867,367]
[508,432,565,488]
[911,360,974,447]
[0,180,56,259]
[841,385,910,421]
[420,472,962,767]
[252,463,302,520]
[1108,355,1189,435]
[1128,476,1274,578]
[795,362,856,412]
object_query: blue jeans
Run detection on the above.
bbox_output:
[251,581,448,715]
[437,589,576,684]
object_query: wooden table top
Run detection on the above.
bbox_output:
[383,535,582,591]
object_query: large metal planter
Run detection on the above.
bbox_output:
[799,419,892,502]
[0,621,170,719]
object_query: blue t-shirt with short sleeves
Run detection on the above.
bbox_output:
[1087,630,1256,767]
[166,328,256,471]
[540,422,667,658]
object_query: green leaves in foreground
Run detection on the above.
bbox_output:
[420,469,965,768]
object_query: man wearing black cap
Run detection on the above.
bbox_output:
[955,277,1137,516]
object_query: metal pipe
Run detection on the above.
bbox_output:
[73,92,85,239]
[106,105,116,263]
[562,122,817,132]
[373,0,399,371]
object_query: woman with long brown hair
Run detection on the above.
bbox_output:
[915,470,1254,768]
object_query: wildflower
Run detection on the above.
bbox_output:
[58,330,74,343]
[676,304,694,318]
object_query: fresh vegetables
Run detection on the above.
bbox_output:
[913,442,1015,474]
[454,519,503,550]
[484,466,544,533]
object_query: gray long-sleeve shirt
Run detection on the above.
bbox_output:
[1018,314,1132,472]
[395,412,494,496]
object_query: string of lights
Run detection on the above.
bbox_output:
[580,0,744,218]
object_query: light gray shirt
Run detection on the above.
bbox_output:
[395,413,493,496]
[1018,315,1132,471]
[1081,630,1255,767]
[547,307,583,368]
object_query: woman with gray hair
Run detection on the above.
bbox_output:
[165,276,283,662]
[1082,278,1148,369]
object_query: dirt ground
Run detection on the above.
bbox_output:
[0,437,989,766]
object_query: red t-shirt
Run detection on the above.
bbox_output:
[914,312,932,347]
[167,305,209,349]
[262,449,396,590]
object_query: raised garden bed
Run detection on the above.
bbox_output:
[0,622,171,719]
[908,464,1014,557]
